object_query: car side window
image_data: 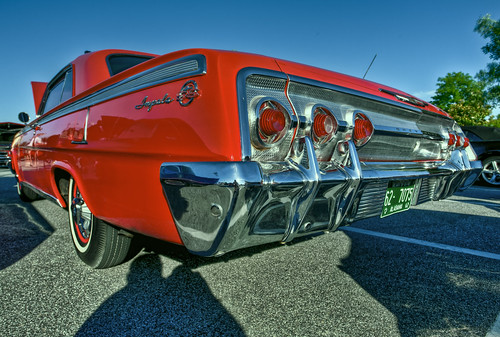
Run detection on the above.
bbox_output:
[107,54,153,76]
[40,67,73,115]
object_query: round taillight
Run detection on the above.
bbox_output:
[259,108,286,137]
[312,107,337,144]
[353,113,374,147]
[448,133,456,147]
[256,100,289,146]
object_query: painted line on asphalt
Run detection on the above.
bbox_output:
[340,227,500,261]
[443,199,500,208]
[486,312,500,337]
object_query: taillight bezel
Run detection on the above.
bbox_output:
[311,106,338,145]
[352,112,374,147]
[252,98,292,149]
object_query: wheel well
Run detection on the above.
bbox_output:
[54,168,72,208]
[479,151,500,161]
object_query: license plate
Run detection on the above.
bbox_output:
[381,183,415,218]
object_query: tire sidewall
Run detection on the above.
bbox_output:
[68,178,100,263]
[480,156,500,187]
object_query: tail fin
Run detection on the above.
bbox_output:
[31,82,47,114]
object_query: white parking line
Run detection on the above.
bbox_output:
[340,227,500,260]
[486,312,500,337]
[443,199,500,208]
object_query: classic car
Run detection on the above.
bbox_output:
[461,125,500,187]
[0,122,24,169]
[10,49,483,268]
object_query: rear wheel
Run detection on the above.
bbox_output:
[480,156,500,187]
[68,178,140,268]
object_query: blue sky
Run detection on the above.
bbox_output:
[0,0,498,122]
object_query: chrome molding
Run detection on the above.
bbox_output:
[20,181,63,207]
[35,54,207,127]
[71,107,90,145]
[287,74,453,120]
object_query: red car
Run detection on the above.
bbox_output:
[10,49,482,268]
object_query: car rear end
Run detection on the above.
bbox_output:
[159,52,482,257]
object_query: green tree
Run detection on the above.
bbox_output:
[474,14,500,108]
[430,72,492,125]
[486,114,500,127]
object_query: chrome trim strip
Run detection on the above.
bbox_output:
[287,74,453,120]
[20,181,63,207]
[71,107,90,145]
[36,54,207,127]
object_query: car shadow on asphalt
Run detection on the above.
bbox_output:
[340,209,500,336]
[75,253,246,336]
[0,173,54,270]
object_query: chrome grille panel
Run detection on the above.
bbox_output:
[353,181,388,221]
[417,178,439,204]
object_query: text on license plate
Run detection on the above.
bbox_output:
[381,183,415,218]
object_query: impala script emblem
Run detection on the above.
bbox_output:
[135,80,200,111]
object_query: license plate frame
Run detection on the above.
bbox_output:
[381,181,416,218]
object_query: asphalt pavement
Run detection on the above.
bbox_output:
[0,169,499,336]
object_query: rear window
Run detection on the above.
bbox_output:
[41,67,73,115]
[107,54,154,76]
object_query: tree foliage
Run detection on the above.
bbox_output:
[430,72,492,125]
[474,14,500,108]
[430,15,499,126]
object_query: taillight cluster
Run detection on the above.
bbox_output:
[254,99,377,160]
[448,132,469,149]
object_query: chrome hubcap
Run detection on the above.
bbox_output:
[482,159,500,186]
[72,194,92,240]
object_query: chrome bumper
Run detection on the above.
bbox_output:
[160,138,482,256]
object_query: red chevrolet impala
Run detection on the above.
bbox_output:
[10,49,482,268]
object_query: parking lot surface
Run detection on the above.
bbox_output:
[0,169,499,336]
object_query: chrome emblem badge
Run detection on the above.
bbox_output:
[176,80,200,107]
[135,80,200,111]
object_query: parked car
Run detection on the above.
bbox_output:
[0,122,24,169]
[461,125,500,187]
[10,49,483,268]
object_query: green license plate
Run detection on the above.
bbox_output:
[381,183,415,218]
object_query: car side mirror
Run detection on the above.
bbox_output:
[18,112,30,124]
